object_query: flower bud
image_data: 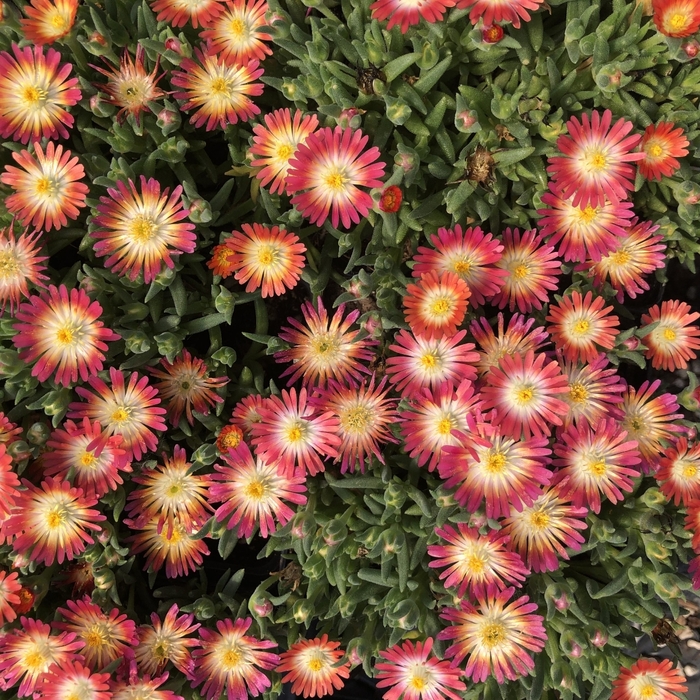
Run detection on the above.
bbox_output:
[89,94,115,118]
[338,107,363,129]
[455,109,478,132]
[322,519,348,547]
[26,422,50,446]
[291,511,315,539]
[589,628,608,648]
[216,424,244,453]
[387,101,411,125]
[362,313,382,339]
[157,106,181,133]
[622,336,641,351]
[193,597,216,620]
[683,40,700,58]
[390,599,420,630]
[89,32,108,46]
[7,440,31,462]
[468,512,487,529]
[165,37,182,53]
[482,25,504,43]
[78,274,101,296]
[293,598,314,623]
[384,482,407,509]
[251,594,274,617]
[378,185,403,213]
[93,568,115,592]
[395,149,418,173]
[346,639,366,666]
[12,587,35,615]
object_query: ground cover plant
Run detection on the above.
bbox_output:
[1,0,700,699]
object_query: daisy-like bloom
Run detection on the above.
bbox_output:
[547,110,644,208]
[558,353,625,431]
[171,50,264,131]
[92,45,164,124]
[500,487,588,572]
[611,658,688,700]
[217,423,245,453]
[208,239,238,278]
[546,290,620,364]
[652,0,700,36]
[311,376,399,474]
[438,588,547,683]
[400,380,481,472]
[69,367,167,461]
[38,659,111,700]
[126,513,210,578]
[615,379,684,472]
[375,638,466,700]
[428,524,529,599]
[43,417,130,500]
[286,126,386,229]
[386,329,479,398]
[149,349,229,426]
[457,0,541,26]
[134,604,201,679]
[0,443,21,520]
[91,176,197,284]
[552,419,640,513]
[491,228,561,313]
[2,477,104,566]
[638,122,689,180]
[126,445,213,536]
[12,285,120,387]
[275,298,376,388]
[370,0,456,33]
[403,271,471,341]
[1,141,88,232]
[210,441,306,538]
[232,394,268,433]
[191,617,279,700]
[537,189,635,262]
[277,635,350,698]
[480,350,569,440]
[227,223,306,298]
[657,438,700,506]
[0,618,82,697]
[252,388,341,476]
[641,299,700,371]
[0,44,80,144]
[412,225,508,307]
[584,219,666,303]
[249,108,320,195]
[150,0,226,27]
[200,0,273,63]
[0,223,47,315]
[110,673,184,700]
[20,0,78,45]
[0,570,21,626]
[439,423,552,519]
[469,312,549,376]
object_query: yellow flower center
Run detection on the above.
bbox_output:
[257,245,276,266]
[647,143,664,158]
[277,144,294,160]
[84,624,108,649]
[166,526,183,544]
[22,85,48,105]
[485,451,507,473]
[153,641,171,659]
[514,386,534,404]
[219,426,243,449]
[572,319,590,335]
[588,460,607,476]
[245,480,266,499]
[569,382,588,403]
[586,150,607,171]
[669,12,689,30]
[56,326,76,345]
[308,657,325,672]
[663,327,677,341]
[210,77,232,96]
[24,649,48,670]
[50,10,71,30]
[683,463,698,479]
[420,353,437,369]
[0,251,20,279]
[480,622,506,648]
[452,259,471,274]
[286,422,305,443]
[80,451,97,468]
[408,669,430,691]
[610,249,631,266]
[222,648,242,669]
[637,681,658,699]
[46,505,67,529]
[512,264,529,279]
[229,17,247,37]
[436,417,453,436]
[430,298,451,316]
[130,216,156,243]
[529,511,550,529]
[35,177,57,198]
[324,170,347,191]
[465,552,487,573]
[111,407,131,423]
[341,406,373,433]
[167,483,182,496]
[576,206,598,224]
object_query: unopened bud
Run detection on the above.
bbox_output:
[26,422,50,446]
[455,109,478,132]
[395,150,418,173]
[590,629,608,648]
[293,599,313,623]
[683,40,700,58]
[165,37,182,53]
[482,25,504,43]
[362,313,382,339]
[338,107,363,129]
[378,185,402,213]
[622,336,641,351]
[89,32,108,46]
[251,596,273,617]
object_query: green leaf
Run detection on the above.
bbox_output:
[183,313,227,334]
[587,570,628,599]
[492,147,536,167]
[413,56,452,96]
[383,53,420,82]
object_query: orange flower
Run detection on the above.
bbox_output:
[639,122,689,180]
[653,0,700,36]
[20,0,78,44]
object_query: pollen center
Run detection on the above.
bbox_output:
[80,451,97,468]
[50,11,70,30]
[452,259,471,274]
[683,463,698,479]
[324,170,348,191]
[24,649,47,670]
[569,382,588,403]
[529,511,550,529]
[130,216,157,243]
[647,143,664,158]
[514,386,534,405]
[84,624,108,649]
[669,12,689,30]
[430,298,451,316]
[57,326,76,345]
[637,681,658,699]
[588,460,607,476]
[610,249,631,265]
[420,352,438,369]
[465,552,487,573]
[572,319,590,335]
[46,505,67,529]
[257,245,276,266]
[480,622,506,648]
[586,150,607,171]
[245,480,266,499]
[111,407,131,423]
[307,656,325,672]
[35,177,57,198]
[663,327,677,341]
[222,648,242,668]
[229,17,247,37]
[436,417,453,436]
[0,251,20,278]
[211,77,232,96]
[513,264,529,279]
[485,451,507,473]
[277,144,294,160]
[576,206,598,224]
[286,421,306,443]
[22,85,48,105]
[342,406,373,433]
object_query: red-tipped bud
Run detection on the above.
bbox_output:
[378,185,402,213]
[482,25,504,43]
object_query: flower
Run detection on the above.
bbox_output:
[2,477,105,566]
[546,290,620,364]
[386,329,479,397]
[403,271,471,341]
[480,350,569,440]
[55,596,138,671]
[456,0,542,26]
[0,570,21,625]
[12,285,120,387]
[232,394,268,433]
[171,50,264,131]
[547,110,644,208]
[639,122,689,180]
[69,367,167,461]
[311,376,399,473]
[38,659,111,700]
[286,126,386,229]
[249,108,319,195]
[1,141,89,232]
[150,0,226,26]
[370,0,456,32]
[43,417,130,500]
[652,0,700,36]
[0,618,82,697]
[275,298,376,388]
[0,44,80,144]
[552,419,640,513]
[226,223,306,298]
[191,617,279,700]
[0,223,47,314]
[91,176,197,284]
[428,524,529,599]
[217,423,245,453]
[640,299,700,371]
[150,349,229,426]
[111,674,184,700]
[438,588,547,683]
[375,638,466,700]
[482,24,505,41]
[20,0,78,44]
[277,635,350,698]
[92,45,164,124]
[657,438,700,505]
[412,225,508,306]
[611,658,688,700]
[208,239,238,278]
[378,185,403,213]
[251,387,341,476]
[492,228,561,313]
[537,190,635,262]
[134,604,201,678]
[584,219,666,302]
[0,442,21,520]
[500,488,588,572]
[209,441,307,538]
[200,0,273,63]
